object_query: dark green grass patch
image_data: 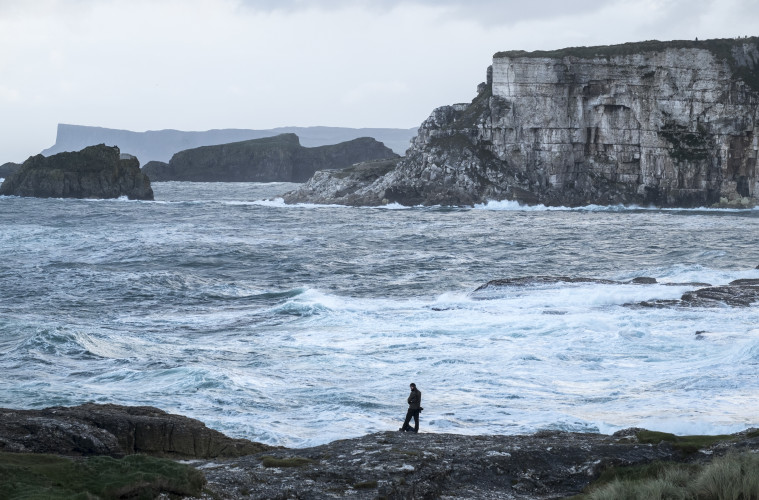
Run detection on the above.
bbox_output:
[636,430,734,454]
[0,452,205,500]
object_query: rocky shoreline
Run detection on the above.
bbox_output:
[2,404,758,499]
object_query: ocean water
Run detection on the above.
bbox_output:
[1,182,758,448]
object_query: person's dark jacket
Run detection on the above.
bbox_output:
[408,388,421,410]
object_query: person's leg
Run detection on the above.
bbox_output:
[400,408,413,431]
[412,409,420,432]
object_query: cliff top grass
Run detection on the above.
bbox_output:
[493,36,758,60]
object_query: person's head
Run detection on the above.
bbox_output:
[410,383,416,390]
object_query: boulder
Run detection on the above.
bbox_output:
[0,145,153,200]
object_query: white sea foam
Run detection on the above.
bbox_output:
[474,199,759,212]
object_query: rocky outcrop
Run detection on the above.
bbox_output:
[0,161,20,179]
[474,275,759,308]
[198,428,759,499]
[0,145,153,200]
[142,133,399,182]
[636,278,759,308]
[283,158,401,204]
[0,404,272,458]
[287,37,759,207]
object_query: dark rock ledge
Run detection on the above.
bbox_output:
[0,403,270,459]
[475,276,759,308]
[2,404,759,499]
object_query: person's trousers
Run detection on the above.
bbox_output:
[402,408,420,432]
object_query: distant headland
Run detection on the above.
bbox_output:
[41,123,416,164]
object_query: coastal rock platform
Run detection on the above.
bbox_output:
[2,404,759,499]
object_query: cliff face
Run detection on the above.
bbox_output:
[143,133,398,182]
[288,37,759,207]
[0,145,153,200]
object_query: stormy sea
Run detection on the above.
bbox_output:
[1,181,758,448]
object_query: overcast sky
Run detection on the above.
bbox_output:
[0,0,757,164]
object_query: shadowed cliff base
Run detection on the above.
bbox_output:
[285,36,759,209]
[1,404,758,499]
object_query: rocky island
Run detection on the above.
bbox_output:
[142,133,398,182]
[1,404,758,499]
[285,37,759,207]
[0,144,153,200]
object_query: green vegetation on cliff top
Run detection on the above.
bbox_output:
[493,37,758,60]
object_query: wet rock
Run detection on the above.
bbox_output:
[0,145,153,200]
[632,281,759,308]
[631,277,658,284]
[474,276,619,291]
[0,404,271,458]
[680,284,759,307]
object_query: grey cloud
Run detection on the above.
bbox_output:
[237,0,625,26]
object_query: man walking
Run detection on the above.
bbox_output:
[400,383,422,432]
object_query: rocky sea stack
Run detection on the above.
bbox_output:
[142,133,398,182]
[285,37,759,207]
[0,144,153,200]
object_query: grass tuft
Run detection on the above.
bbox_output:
[575,451,759,500]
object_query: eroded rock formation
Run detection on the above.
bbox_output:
[286,37,759,207]
[0,145,153,200]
